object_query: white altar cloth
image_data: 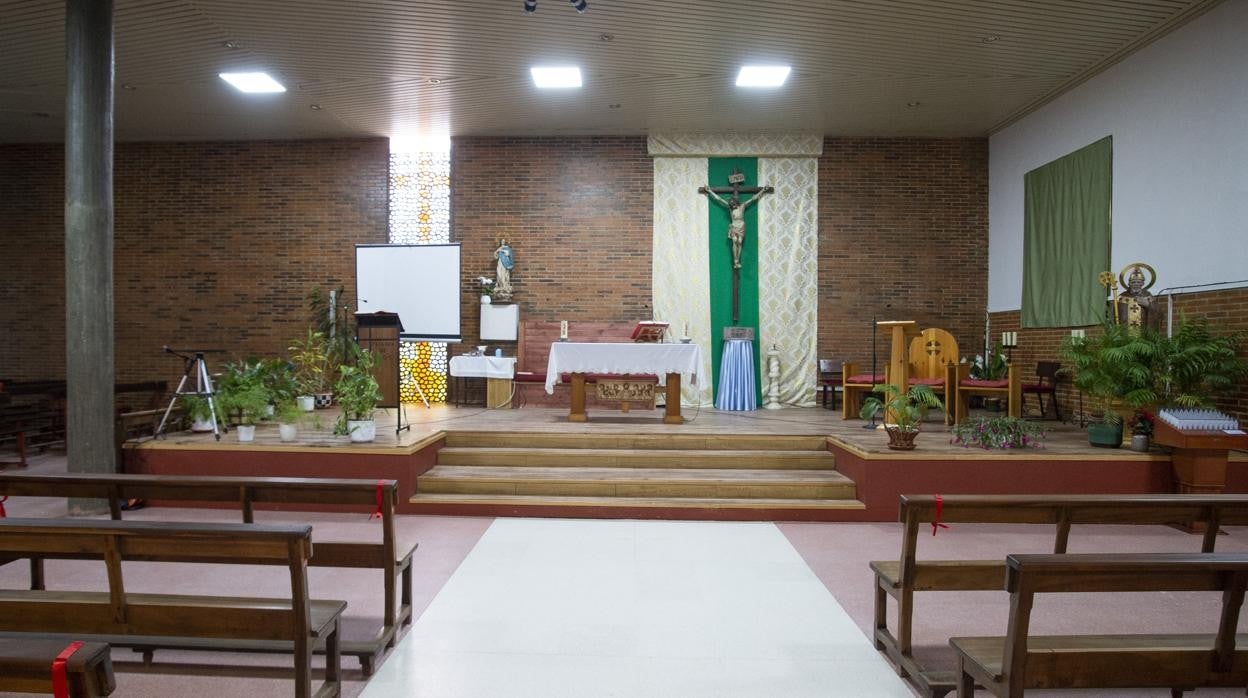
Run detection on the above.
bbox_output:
[544,342,703,394]
[449,355,516,380]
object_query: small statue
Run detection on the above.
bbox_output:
[1114,262,1156,330]
[494,239,514,300]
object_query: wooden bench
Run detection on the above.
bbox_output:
[871,493,1248,697]
[952,552,1248,697]
[1,403,65,468]
[0,518,344,698]
[0,639,115,697]
[0,473,415,676]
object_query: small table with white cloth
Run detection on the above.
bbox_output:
[448,355,517,408]
[544,342,702,424]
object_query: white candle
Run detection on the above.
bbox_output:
[683,321,689,337]
[560,320,568,340]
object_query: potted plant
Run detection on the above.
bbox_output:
[859,383,943,450]
[970,343,1008,411]
[260,358,298,419]
[334,345,383,443]
[951,416,1046,450]
[179,394,219,432]
[477,276,496,304]
[1129,409,1154,452]
[217,360,272,442]
[288,329,330,411]
[275,399,303,443]
[308,285,357,395]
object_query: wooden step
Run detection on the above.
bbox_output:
[418,465,856,499]
[443,431,829,451]
[409,492,867,516]
[436,447,837,470]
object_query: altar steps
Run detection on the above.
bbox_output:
[410,431,862,521]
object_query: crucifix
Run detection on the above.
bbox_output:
[698,169,774,323]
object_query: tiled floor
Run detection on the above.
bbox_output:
[363,518,913,698]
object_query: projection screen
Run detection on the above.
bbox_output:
[355,243,461,342]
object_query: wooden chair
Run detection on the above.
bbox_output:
[817,359,842,410]
[0,518,344,698]
[871,493,1248,697]
[0,473,414,676]
[953,363,1021,423]
[1021,360,1061,420]
[0,639,115,697]
[841,362,884,420]
[903,328,959,425]
[952,553,1248,698]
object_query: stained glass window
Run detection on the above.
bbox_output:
[389,148,451,403]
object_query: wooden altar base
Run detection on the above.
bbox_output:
[123,407,1248,521]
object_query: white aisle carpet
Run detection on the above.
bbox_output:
[363,518,913,697]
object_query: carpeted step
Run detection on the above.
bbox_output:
[442,431,829,451]
[435,447,837,470]
[407,492,866,521]
[419,465,856,499]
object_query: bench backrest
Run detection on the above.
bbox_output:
[896,494,1248,584]
[0,518,314,639]
[1000,553,1248,686]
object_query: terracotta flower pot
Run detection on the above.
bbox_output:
[885,426,919,451]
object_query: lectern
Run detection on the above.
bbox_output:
[355,312,413,434]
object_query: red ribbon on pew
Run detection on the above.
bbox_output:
[51,640,84,698]
[0,495,7,518]
[932,494,950,536]
[371,480,384,520]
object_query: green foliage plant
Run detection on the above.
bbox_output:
[333,344,383,435]
[859,383,943,432]
[951,416,1046,450]
[970,343,1008,381]
[179,394,219,423]
[217,360,272,426]
[288,329,331,395]
[309,286,357,384]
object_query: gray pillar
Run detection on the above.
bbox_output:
[65,0,115,514]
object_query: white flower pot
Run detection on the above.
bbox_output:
[297,395,315,412]
[190,417,214,433]
[481,295,492,304]
[264,404,275,419]
[347,419,376,443]
[236,425,256,443]
[279,423,298,442]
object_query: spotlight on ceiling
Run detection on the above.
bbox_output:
[531,66,582,89]
[735,65,791,88]
[219,72,286,94]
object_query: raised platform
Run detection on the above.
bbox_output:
[122,406,1248,521]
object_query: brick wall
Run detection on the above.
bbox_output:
[0,139,389,384]
[450,136,654,354]
[991,286,1248,423]
[818,138,989,369]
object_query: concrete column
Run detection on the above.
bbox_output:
[65,0,116,514]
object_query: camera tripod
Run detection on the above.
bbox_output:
[156,347,224,440]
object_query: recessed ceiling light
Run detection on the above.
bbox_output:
[310,104,323,111]
[222,40,238,49]
[598,33,614,42]
[608,103,621,109]
[219,72,286,94]
[531,66,582,89]
[121,83,137,91]
[981,35,1000,43]
[427,78,442,85]
[735,65,791,88]
[907,101,921,107]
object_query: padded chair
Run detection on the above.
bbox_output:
[842,362,884,420]
[954,363,1022,424]
[817,359,843,410]
[1022,360,1062,420]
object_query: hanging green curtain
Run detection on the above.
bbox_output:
[1021,136,1112,328]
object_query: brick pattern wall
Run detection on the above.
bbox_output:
[991,286,1248,423]
[0,139,389,384]
[450,136,654,355]
[818,138,989,370]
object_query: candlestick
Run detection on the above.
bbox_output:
[559,320,568,342]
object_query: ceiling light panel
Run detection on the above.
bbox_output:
[531,66,582,89]
[735,65,791,88]
[219,72,286,93]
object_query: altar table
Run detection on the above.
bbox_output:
[545,342,703,424]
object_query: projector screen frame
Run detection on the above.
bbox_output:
[355,242,463,343]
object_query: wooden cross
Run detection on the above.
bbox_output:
[697,169,774,324]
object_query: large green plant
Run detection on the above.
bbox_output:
[334,344,383,434]
[859,383,943,432]
[288,329,331,395]
[309,286,357,384]
[216,360,273,426]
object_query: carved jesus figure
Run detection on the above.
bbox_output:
[698,186,771,269]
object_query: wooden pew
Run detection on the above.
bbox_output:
[0,639,115,697]
[0,518,344,698]
[952,552,1248,697]
[871,493,1248,697]
[0,473,415,676]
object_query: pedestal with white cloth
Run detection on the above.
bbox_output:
[448,355,516,409]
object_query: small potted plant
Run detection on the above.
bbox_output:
[477,276,496,305]
[334,345,383,443]
[217,360,272,443]
[179,394,219,432]
[1129,409,1154,452]
[289,329,330,411]
[275,398,304,443]
[859,383,943,450]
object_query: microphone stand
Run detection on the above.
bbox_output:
[864,314,879,429]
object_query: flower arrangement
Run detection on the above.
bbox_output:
[1130,409,1155,437]
[969,343,1008,381]
[477,276,496,298]
[950,416,1046,450]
